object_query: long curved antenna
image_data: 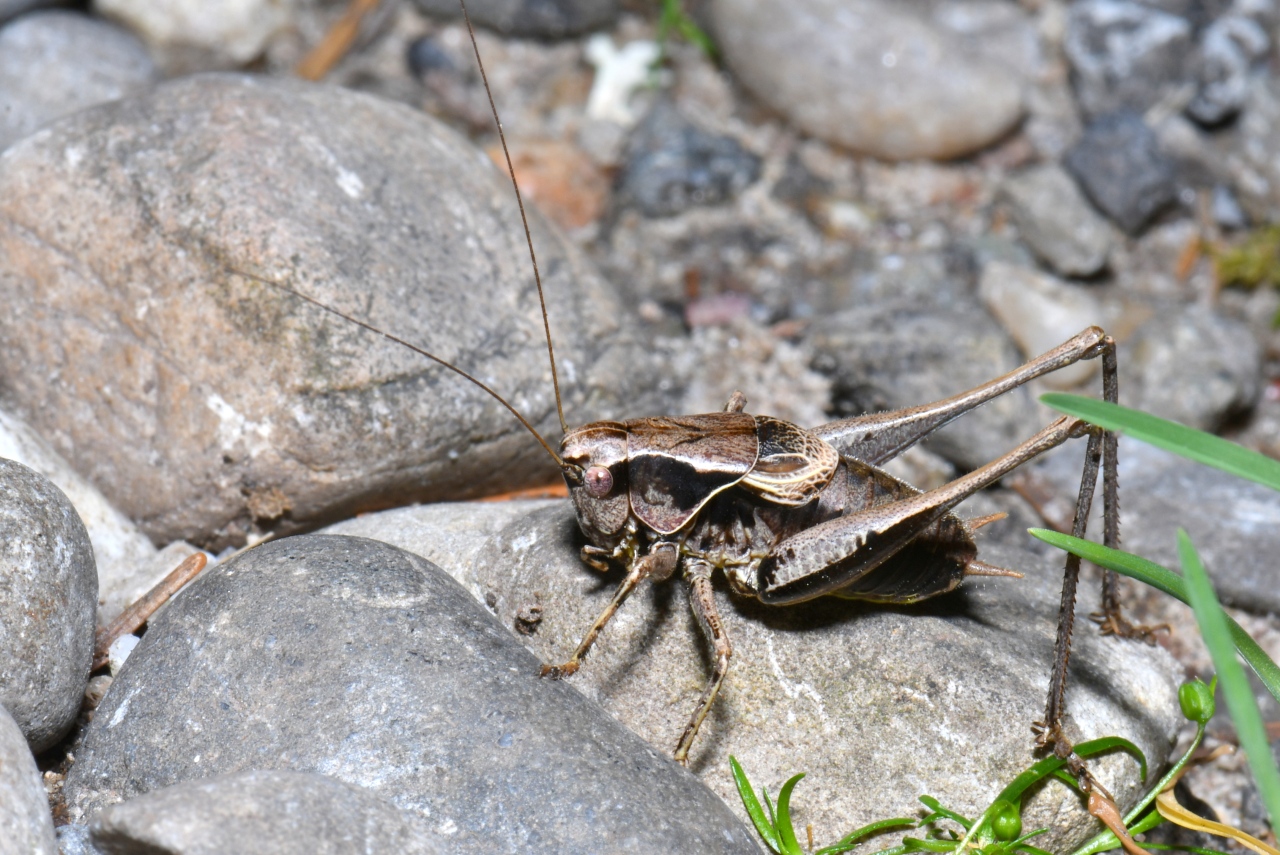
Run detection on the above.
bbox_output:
[231,269,566,469]
[459,0,569,437]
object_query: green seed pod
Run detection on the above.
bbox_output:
[990,799,1022,842]
[1178,677,1215,724]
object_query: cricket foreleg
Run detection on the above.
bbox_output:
[674,558,732,766]
[817,327,1110,465]
[540,541,679,679]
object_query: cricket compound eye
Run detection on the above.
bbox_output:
[584,465,614,498]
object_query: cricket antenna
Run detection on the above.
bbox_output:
[231,269,567,470]
[459,0,569,438]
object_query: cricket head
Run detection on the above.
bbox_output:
[559,422,631,544]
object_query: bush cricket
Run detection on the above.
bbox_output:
[265,0,1155,787]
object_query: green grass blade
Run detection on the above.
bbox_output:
[775,773,806,855]
[1029,529,1280,705]
[827,817,918,851]
[1040,394,1280,492]
[729,756,783,853]
[1177,531,1280,828]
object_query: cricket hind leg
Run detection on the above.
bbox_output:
[673,557,732,766]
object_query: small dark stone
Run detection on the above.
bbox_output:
[1211,183,1249,229]
[1064,0,1194,120]
[406,35,454,78]
[617,101,761,218]
[1063,111,1178,234]
[411,0,618,38]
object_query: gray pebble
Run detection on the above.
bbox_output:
[411,0,618,37]
[1121,306,1262,432]
[89,770,449,855]
[709,0,1024,160]
[1000,164,1114,277]
[0,11,156,152]
[1187,11,1271,125]
[0,458,96,753]
[1064,111,1179,234]
[1064,0,1193,120]
[55,824,100,855]
[618,101,761,218]
[0,703,57,855]
[63,536,761,853]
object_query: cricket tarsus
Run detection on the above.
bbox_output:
[458,0,568,437]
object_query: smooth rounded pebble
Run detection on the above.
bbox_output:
[999,164,1114,278]
[0,73,664,549]
[0,458,96,752]
[90,770,449,855]
[0,10,156,151]
[0,703,57,855]
[710,0,1025,160]
[327,498,1184,852]
[63,536,762,854]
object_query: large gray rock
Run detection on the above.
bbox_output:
[329,498,1184,852]
[89,770,449,855]
[0,458,97,752]
[709,0,1025,160]
[0,74,662,549]
[0,10,156,152]
[62,536,762,854]
[0,703,57,855]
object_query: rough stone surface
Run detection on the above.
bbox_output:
[0,10,156,152]
[0,458,96,752]
[0,74,663,549]
[1121,306,1262,432]
[1220,75,1280,222]
[1037,439,1280,615]
[412,0,619,37]
[978,261,1106,390]
[332,498,1183,852]
[999,164,1114,277]
[1063,0,1194,120]
[0,703,57,855]
[93,0,291,71]
[709,0,1025,160]
[89,770,451,855]
[62,536,762,854]
[56,824,100,855]
[808,252,1040,471]
[0,405,183,625]
[1064,111,1179,234]
[0,0,59,25]
[1187,7,1273,125]
[617,100,761,218]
